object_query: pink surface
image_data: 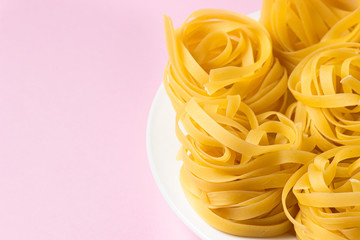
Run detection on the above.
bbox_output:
[0,0,262,239]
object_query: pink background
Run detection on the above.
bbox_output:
[0,0,262,239]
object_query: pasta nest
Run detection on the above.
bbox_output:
[283,146,360,240]
[261,0,360,71]
[175,96,312,237]
[288,43,360,149]
[163,9,288,114]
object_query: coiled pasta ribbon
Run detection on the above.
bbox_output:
[282,146,360,240]
[288,43,360,148]
[175,96,314,237]
[163,9,288,114]
[261,0,360,71]
[286,101,337,152]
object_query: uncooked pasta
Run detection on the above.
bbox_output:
[176,96,313,237]
[282,146,360,240]
[162,5,360,240]
[163,9,288,114]
[288,43,360,148]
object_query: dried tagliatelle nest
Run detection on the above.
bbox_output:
[176,96,310,237]
[163,9,288,114]
[283,146,360,240]
[261,0,360,72]
[288,43,360,150]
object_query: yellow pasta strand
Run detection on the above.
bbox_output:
[286,101,339,152]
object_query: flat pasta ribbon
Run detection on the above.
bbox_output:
[261,0,360,71]
[286,101,337,152]
[164,9,288,114]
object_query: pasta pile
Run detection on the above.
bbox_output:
[162,3,360,240]
[163,9,288,114]
[289,43,360,151]
[283,146,360,240]
[176,96,314,237]
[261,0,360,71]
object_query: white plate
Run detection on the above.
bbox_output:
[146,11,295,240]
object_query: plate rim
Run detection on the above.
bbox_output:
[146,84,210,240]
